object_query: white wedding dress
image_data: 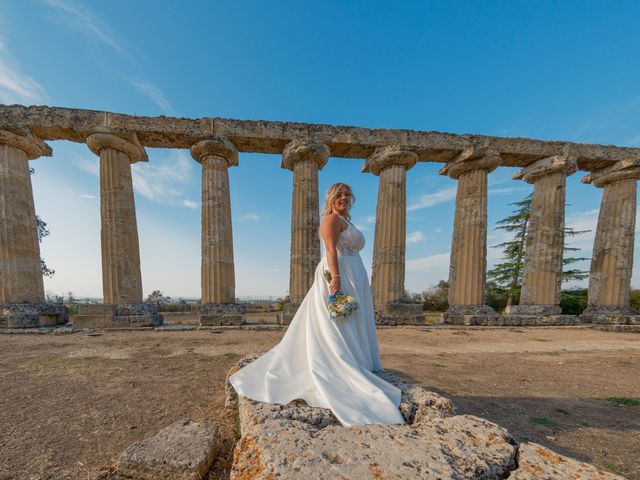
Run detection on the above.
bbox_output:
[229,214,405,427]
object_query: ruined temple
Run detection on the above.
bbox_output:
[1,104,639,328]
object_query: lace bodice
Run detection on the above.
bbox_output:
[322,215,365,256]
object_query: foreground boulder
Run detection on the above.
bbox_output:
[107,418,221,480]
[226,355,627,480]
[508,442,625,480]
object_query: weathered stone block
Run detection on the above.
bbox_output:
[505,304,562,315]
[0,302,68,328]
[199,303,245,326]
[116,418,221,480]
[507,442,626,479]
[79,304,117,315]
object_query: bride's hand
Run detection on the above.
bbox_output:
[329,277,341,295]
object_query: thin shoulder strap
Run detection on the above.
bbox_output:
[334,213,350,227]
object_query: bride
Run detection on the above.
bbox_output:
[229,182,405,427]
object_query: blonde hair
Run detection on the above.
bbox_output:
[318,183,356,238]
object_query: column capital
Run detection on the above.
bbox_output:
[281,140,329,171]
[362,145,417,176]
[513,155,577,184]
[86,131,148,163]
[439,146,500,179]
[0,128,51,159]
[582,159,640,188]
[190,136,238,167]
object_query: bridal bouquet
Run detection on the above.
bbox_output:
[323,270,359,320]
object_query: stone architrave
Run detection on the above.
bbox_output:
[0,129,67,327]
[363,145,420,323]
[280,140,329,324]
[87,132,146,305]
[440,146,500,325]
[190,137,245,326]
[506,155,577,316]
[580,159,640,324]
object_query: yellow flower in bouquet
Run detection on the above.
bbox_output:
[323,269,359,320]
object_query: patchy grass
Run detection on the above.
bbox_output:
[530,417,557,428]
[554,408,570,416]
[432,363,446,368]
[607,397,640,406]
[602,462,629,475]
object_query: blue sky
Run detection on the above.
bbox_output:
[1,0,639,299]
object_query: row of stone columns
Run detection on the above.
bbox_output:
[1,126,639,327]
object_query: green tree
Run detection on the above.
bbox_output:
[421,280,450,312]
[487,193,589,308]
[31,168,55,278]
[146,290,171,307]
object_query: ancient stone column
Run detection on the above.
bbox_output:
[363,145,417,315]
[440,146,500,325]
[0,129,67,327]
[86,132,146,305]
[580,159,640,324]
[506,155,577,316]
[190,137,245,326]
[280,141,329,323]
[0,129,47,303]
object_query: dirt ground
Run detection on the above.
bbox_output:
[0,327,638,479]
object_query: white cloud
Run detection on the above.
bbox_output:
[76,156,99,176]
[489,187,521,195]
[237,212,261,222]
[131,80,173,113]
[40,0,129,57]
[79,194,96,199]
[406,252,450,272]
[131,150,194,206]
[0,38,45,103]
[408,186,457,211]
[77,150,196,209]
[406,231,425,244]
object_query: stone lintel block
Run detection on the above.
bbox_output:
[116,418,221,480]
[277,302,300,325]
[376,302,424,325]
[580,313,639,325]
[580,305,638,325]
[507,442,625,480]
[115,303,160,317]
[199,303,246,326]
[499,315,581,327]
[513,154,577,183]
[439,145,501,179]
[72,313,162,329]
[444,304,497,326]
[362,144,418,175]
[78,304,117,315]
[582,158,640,187]
[282,302,301,315]
[504,304,563,315]
[0,303,68,328]
[190,136,238,166]
[281,140,329,170]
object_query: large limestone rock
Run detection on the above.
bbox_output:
[226,356,629,480]
[226,356,518,479]
[508,442,626,480]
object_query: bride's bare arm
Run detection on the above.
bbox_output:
[319,214,344,295]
